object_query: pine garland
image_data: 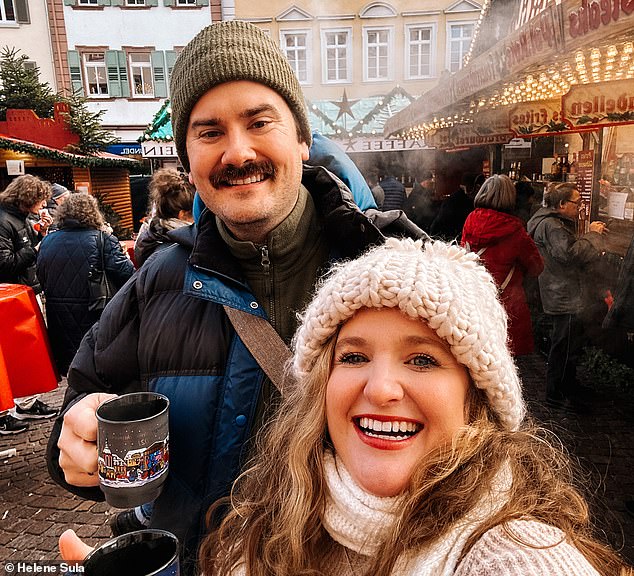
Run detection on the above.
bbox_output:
[0,137,140,169]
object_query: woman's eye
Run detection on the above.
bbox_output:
[408,354,438,368]
[337,352,367,365]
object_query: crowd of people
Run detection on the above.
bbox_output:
[0,18,631,575]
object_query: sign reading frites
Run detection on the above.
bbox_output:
[509,99,568,135]
[563,79,634,128]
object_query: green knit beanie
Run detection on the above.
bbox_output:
[170,20,312,171]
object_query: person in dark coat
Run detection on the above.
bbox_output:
[379,173,406,211]
[402,170,439,232]
[527,182,607,410]
[0,174,57,435]
[461,175,544,356]
[430,172,483,241]
[603,233,634,332]
[134,168,195,268]
[36,193,134,375]
[0,175,52,292]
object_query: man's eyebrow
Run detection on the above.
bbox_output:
[189,104,282,130]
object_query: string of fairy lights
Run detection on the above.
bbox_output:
[400,39,634,141]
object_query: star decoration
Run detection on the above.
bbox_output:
[331,90,359,121]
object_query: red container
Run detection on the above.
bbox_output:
[0,284,58,404]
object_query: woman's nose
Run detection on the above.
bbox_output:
[363,364,405,406]
[221,130,257,166]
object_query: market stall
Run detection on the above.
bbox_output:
[385,0,634,254]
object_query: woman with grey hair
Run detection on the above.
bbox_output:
[36,193,134,376]
[461,174,543,356]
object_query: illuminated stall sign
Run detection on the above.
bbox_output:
[563,79,634,128]
[509,99,570,135]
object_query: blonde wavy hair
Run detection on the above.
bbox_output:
[200,329,629,576]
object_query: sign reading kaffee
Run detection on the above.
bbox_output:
[563,79,634,128]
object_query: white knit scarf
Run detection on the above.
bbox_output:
[322,450,512,576]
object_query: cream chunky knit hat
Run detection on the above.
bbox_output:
[293,238,525,430]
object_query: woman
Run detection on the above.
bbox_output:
[0,174,52,292]
[201,238,627,575]
[461,174,543,355]
[36,193,134,376]
[134,168,194,267]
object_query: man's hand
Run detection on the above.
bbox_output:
[589,221,608,235]
[57,393,117,486]
[59,529,94,562]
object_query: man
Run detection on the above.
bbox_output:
[0,175,58,435]
[47,20,420,573]
[527,182,607,411]
[378,171,406,211]
[430,172,483,241]
[402,169,439,232]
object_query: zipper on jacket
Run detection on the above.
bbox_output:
[260,245,272,297]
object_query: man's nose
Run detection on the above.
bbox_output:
[363,363,405,406]
[221,130,257,166]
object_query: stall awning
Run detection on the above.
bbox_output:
[385,0,634,139]
[0,136,140,168]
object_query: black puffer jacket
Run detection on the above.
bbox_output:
[36,223,135,374]
[0,202,41,292]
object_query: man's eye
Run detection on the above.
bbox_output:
[200,130,221,139]
[336,352,367,364]
[251,120,270,129]
[408,354,438,368]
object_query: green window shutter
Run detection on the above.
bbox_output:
[97,0,111,5]
[15,0,30,23]
[151,51,167,98]
[195,0,209,5]
[165,50,177,93]
[147,0,158,5]
[62,0,76,6]
[111,0,123,5]
[163,0,175,6]
[67,50,84,96]
[118,50,130,98]
[105,50,122,97]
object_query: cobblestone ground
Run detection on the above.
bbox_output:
[1,356,633,568]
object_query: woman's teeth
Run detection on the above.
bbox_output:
[357,417,421,440]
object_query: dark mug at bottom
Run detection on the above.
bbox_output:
[83,529,179,576]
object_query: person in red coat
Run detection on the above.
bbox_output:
[461,175,544,355]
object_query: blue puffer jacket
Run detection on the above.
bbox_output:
[36,223,135,375]
[46,166,421,574]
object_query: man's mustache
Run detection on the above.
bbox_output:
[210,161,276,188]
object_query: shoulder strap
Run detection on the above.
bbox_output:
[499,265,516,292]
[95,231,105,272]
[222,305,293,394]
[465,242,487,257]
